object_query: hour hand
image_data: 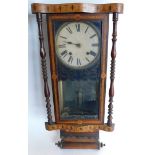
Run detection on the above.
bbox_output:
[64,41,72,44]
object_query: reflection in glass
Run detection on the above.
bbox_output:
[58,80,100,120]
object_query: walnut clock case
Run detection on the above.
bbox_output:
[31,3,124,149]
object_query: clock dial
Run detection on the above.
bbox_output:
[55,22,100,69]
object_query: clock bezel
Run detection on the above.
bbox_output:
[55,21,101,70]
[47,13,109,125]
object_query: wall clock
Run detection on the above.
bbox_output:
[31,3,124,149]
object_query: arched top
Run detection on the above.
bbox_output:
[31,3,123,14]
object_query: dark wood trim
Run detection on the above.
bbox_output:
[36,13,53,125]
[57,141,100,149]
[31,3,123,14]
[107,13,118,127]
[47,13,109,125]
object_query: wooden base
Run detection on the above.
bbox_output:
[55,130,105,149]
[45,123,113,149]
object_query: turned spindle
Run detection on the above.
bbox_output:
[107,13,118,127]
[36,13,53,125]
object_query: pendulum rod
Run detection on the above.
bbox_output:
[36,13,53,125]
[107,13,118,127]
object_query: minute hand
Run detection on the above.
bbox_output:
[64,41,81,48]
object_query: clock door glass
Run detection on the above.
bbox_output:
[54,21,102,120]
[58,80,100,120]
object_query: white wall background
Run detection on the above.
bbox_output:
[29,0,155,155]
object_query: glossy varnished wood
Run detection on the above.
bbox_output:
[107,13,118,126]
[36,13,53,125]
[31,3,123,14]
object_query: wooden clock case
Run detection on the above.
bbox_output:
[31,3,123,149]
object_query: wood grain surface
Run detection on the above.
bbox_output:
[107,13,118,126]
[31,3,123,14]
[45,122,114,132]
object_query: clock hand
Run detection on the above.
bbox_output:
[74,43,81,48]
[64,41,72,44]
[63,41,81,48]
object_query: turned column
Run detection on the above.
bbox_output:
[107,13,118,127]
[36,13,53,125]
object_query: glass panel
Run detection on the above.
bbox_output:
[58,80,100,120]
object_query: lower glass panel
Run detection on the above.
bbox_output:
[58,79,100,120]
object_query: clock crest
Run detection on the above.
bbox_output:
[31,3,124,149]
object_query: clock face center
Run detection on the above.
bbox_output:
[55,22,100,69]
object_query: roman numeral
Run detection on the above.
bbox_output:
[90,34,97,39]
[60,36,67,39]
[92,43,99,47]
[68,56,73,63]
[85,26,89,33]
[58,44,66,48]
[61,50,67,56]
[75,24,80,32]
[90,51,97,57]
[85,57,90,62]
[66,27,72,34]
[77,58,81,65]
[61,50,68,58]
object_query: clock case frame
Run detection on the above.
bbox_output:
[48,13,108,125]
[31,3,123,149]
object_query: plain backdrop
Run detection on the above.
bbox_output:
[1,0,155,155]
